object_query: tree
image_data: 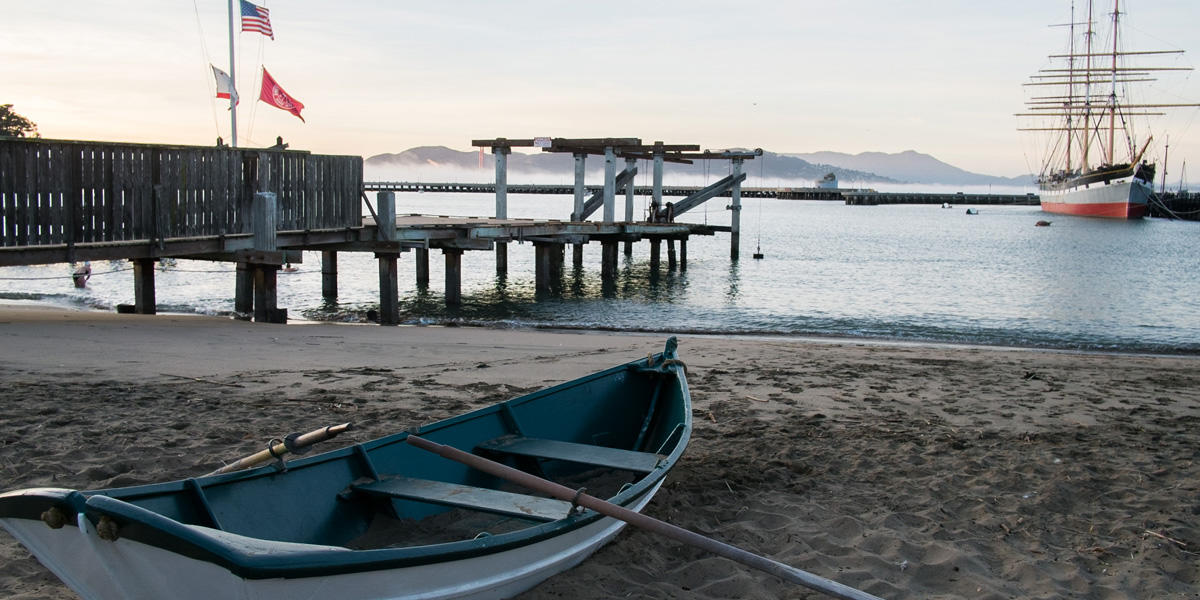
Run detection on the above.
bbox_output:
[0,104,39,138]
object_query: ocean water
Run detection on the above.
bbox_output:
[2,193,1198,354]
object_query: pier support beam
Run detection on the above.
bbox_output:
[602,146,616,223]
[573,243,584,270]
[377,252,399,326]
[321,251,337,302]
[730,158,743,261]
[667,239,677,270]
[253,192,277,254]
[493,145,510,277]
[444,248,463,307]
[651,142,665,221]
[235,263,252,317]
[572,152,586,267]
[601,240,619,283]
[415,247,430,288]
[496,243,508,278]
[252,266,283,323]
[534,242,563,295]
[133,258,156,315]
[244,191,285,323]
[623,157,636,255]
[572,153,587,221]
[649,238,661,271]
[376,191,396,241]
[680,239,688,271]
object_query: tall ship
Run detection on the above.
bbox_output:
[1019,1,1198,219]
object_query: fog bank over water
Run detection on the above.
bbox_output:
[364,165,1037,197]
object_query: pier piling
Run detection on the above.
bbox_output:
[376,192,396,242]
[603,147,616,223]
[730,159,743,261]
[493,145,510,277]
[235,263,252,318]
[321,251,338,302]
[133,259,156,315]
[624,157,636,255]
[415,247,430,288]
[377,252,400,325]
[601,241,619,282]
[444,249,463,306]
[252,266,280,324]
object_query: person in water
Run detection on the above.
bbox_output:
[72,262,91,288]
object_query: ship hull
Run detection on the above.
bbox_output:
[1040,177,1151,219]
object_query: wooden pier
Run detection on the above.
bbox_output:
[1,138,720,324]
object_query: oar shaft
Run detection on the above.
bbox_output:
[405,435,883,600]
[206,423,353,476]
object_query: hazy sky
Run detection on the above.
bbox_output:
[4,1,1199,179]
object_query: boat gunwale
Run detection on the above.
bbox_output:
[0,347,692,580]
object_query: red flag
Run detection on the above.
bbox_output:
[258,68,305,122]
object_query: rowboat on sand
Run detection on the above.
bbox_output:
[0,338,692,600]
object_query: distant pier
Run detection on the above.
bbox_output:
[366,181,1041,206]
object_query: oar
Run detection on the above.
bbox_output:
[405,435,884,600]
[205,423,353,476]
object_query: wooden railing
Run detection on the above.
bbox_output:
[0,138,362,248]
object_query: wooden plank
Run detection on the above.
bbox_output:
[476,436,663,474]
[0,143,12,245]
[38,145,53,245]
[352,476,571,522]
[55,146,73,246]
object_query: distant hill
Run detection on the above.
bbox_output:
[365,146,1032,187]
[366,146,892,184]
[785,150,1033,186]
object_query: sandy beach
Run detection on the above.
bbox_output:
[1,306,1197,599]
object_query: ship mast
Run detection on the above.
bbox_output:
[1066,1,1076,173]
[1081,0,1095,172]
[1107,0,1120,166]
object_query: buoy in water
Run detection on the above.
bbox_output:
[1035,220,1052,227]
[753,252,764,259]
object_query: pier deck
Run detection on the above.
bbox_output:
[1,138,716,324]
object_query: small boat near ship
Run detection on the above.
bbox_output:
[1019,0,1200,219]
[0,339,692,600]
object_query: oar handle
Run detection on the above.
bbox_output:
[405,435,884,600]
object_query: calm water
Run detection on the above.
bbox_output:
[2,193,1198,354]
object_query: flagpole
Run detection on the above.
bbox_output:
[227,0,238,147]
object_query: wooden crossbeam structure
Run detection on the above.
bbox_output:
[471,136,763,266]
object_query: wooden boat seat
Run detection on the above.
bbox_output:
[476,436,663,474]
[351,476,571,522]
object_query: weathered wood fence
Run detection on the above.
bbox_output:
[0,138,362,248]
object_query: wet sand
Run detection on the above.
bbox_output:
[1,307,1197,599]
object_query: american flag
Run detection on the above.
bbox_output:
[240,0,273,39]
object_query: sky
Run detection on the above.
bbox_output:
[4,1,1200,180]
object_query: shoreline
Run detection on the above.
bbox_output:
[2,306,1198,599]
[4,297,1199,359]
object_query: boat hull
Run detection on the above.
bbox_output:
[1040,175,1151,219]
[0,340,692,600]
[2,483,662,600]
